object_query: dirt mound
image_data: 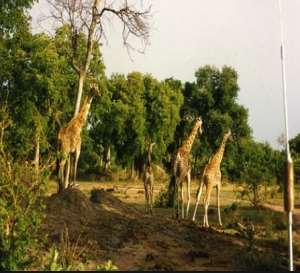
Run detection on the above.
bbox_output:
[43,188,143,252]
[42,188,248,270]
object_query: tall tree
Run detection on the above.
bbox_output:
[46,0,151,116]
[90,72,183,177]
[174,65,252,180]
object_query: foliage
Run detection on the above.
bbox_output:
[90,72,184,174]
[236,140,278,207]
[154,187,170,208]
[43,224,85,271]
[290,133,300,183]
[0,0,35,38]
[44,246,85,271]
[0,151,47,270]
[240,250,282,271]
[0,22,105,179]
[44,246,118,271]
[95,260,118,271]
[173,65,252,179]
[154,186,177,208]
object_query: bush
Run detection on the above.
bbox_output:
[240,251,282,271]
[96,260,118,271]
[43,224,85,271]
[224,202,239,214]
[0,152,48,270]
[90,188,105,203]
[154,188,169,208]
[154,186,178,208]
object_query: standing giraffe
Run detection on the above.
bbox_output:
[192,130,233,227]
[58,83,100,192]
[168,117,203,219]
[143,142,155,215]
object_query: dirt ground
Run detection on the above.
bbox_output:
[40,180,300,271]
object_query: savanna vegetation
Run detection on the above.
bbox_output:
[0,0,299,271]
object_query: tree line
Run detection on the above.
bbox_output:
[1,2,300,191]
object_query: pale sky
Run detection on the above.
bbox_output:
[30,0,300,149]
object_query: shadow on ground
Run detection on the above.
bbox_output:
[41,188,288,271]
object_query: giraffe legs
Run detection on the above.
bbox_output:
[149,178,154,215]
[65,154,71,189]
[58,157,66,192]
[144,181,149,214]
[72,142,81,187]
[186,170,191,217]
[181,182,185,219]
[203,186,212,228]
[176,183,180,219]
[217,183,222,226]
[192,180,204,222]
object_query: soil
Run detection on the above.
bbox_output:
[42,188,249,271]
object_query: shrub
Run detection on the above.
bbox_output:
[90,188,105,203]
[43,224,85,271]
[224,202,239,214]
[0,152,49,270]
[96,260,118,271]
[240,251,282,271]
[154,186,178,208]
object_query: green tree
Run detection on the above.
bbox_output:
[236,140,278,207]
[90,72,183,177]
[174,65,252,179]
[289,133,300,183]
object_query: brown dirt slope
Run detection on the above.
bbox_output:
[42,188,249,271]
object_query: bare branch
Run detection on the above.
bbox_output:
[46,0,151,58]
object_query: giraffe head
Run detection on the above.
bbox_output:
[225,129,233,142]
[89,83,101,98]
[195,116,203,135]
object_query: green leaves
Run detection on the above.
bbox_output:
[0,152,46,270]
[89,72,183,169]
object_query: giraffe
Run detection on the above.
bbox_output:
[168,117,203,219]
[57,83,100,192]
[143,142,155,215]
[192,130,233,227]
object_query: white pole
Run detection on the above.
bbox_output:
[277,0,294,271]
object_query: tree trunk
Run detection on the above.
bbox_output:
[131,162,136,180]
[104,146,111,173]
[74,72,86,116]
[134,155,145,180]
[73,0,100,117]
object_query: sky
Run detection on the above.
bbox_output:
[30,0,300,149]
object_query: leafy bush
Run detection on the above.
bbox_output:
[44,246,83,271]
[236,141,278,208]
[44,246,118,271]
[224,202,239,214]
[154,186,178,208]
[96,260,118,271]
[43,224,86,271]
[90,188,104,203]
[0,152,48,270]
[154,188,169,208]
[240,251,282,271]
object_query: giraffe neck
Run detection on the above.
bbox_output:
[181,122,200,155]
[77,96,93,128]
[210,136,229,168]
[146,144,153,167]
